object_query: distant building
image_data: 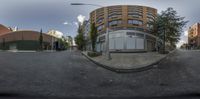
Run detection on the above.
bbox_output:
[13,27,19,31]
[83,20,90,40]
[180,43,189,49]
[66,36,73,46]
[47,30,64,38]
[82,20,92,51]
[188,23,200,48]
[66,36,77,51]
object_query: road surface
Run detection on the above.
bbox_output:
[0,50,200,98]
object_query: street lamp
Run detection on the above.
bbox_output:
[70,3,111,60]
[163,28,166,53]
[71,3,102,7]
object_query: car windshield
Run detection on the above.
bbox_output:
[0,0,200,99]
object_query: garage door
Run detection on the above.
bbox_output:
[115,37,124,50]
[126,37,136,49]
[136,38,144,49]
[9,43,17,50]
[109,38,115,50]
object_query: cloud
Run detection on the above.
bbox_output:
[63,21,79,28]
[184,30,188,37]
[176,30,188,48]
[63,21,68,25]
[77,14,85,24]
[73,22,79,27]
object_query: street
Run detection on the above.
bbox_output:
[0,50,200,98]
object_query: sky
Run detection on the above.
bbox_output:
[0,0,200,47]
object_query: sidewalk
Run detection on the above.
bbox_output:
[82,51,170,73]
[7,50,36,53]
[1,50,56,53]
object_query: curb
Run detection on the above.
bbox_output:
[0,50,59,53]
[82,50,177,73]
[4,50,37,53]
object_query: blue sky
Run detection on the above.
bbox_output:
[0,0,200,46]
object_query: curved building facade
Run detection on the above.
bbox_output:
[0,24,58,50]
[89,5,158,52]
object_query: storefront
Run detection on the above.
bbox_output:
[96,30,158,52]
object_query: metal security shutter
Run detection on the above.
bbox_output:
[126,37,136,49]
[136,38,144,49]
[109,38,115,50]
[96,43,100,52]
[9,43,17,50]
[100,42,105,52]
[115,37,124,50]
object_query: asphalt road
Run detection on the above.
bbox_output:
[0,50,200,99]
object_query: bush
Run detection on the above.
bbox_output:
[159,50,169,54]
[87,51,102,57]
[197,46,200,49]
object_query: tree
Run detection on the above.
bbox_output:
[57,37,69,50]
[61,36,69,50]
[75,23,85,51]
[90,23,97,52]
[148,7,188,52]
[67,36,73,46]
[39,29,43,51]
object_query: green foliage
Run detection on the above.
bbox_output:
[87,51,102,57]
[90,23,97,52]
[197,46,200,49]
[75,23,85,51]
[148,7,188,51]
[67,36,73,46]
[58,38,69,50]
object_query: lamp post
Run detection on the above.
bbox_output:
[71,3,111,60]
[163,28,166,53]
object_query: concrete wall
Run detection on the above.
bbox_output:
[0,40,51,50]
[0,31,56,43]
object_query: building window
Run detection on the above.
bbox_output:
[128,13,143,18]
[128,20,133,24]
[128,20,143,26]
[147,13,155,19]
[147,17,154,22]
[109,20,122,26]
[97,25,104,31]
[127,32,136,36]
[108,14,122,19]
[97,18,104,24]
[127,27,144,31]
[136,33,144,38]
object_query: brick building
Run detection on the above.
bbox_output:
[87,5,158,52]
[188,23,200,48]
[0,24,58,50]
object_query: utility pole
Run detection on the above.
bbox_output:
[163,27,166,54]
